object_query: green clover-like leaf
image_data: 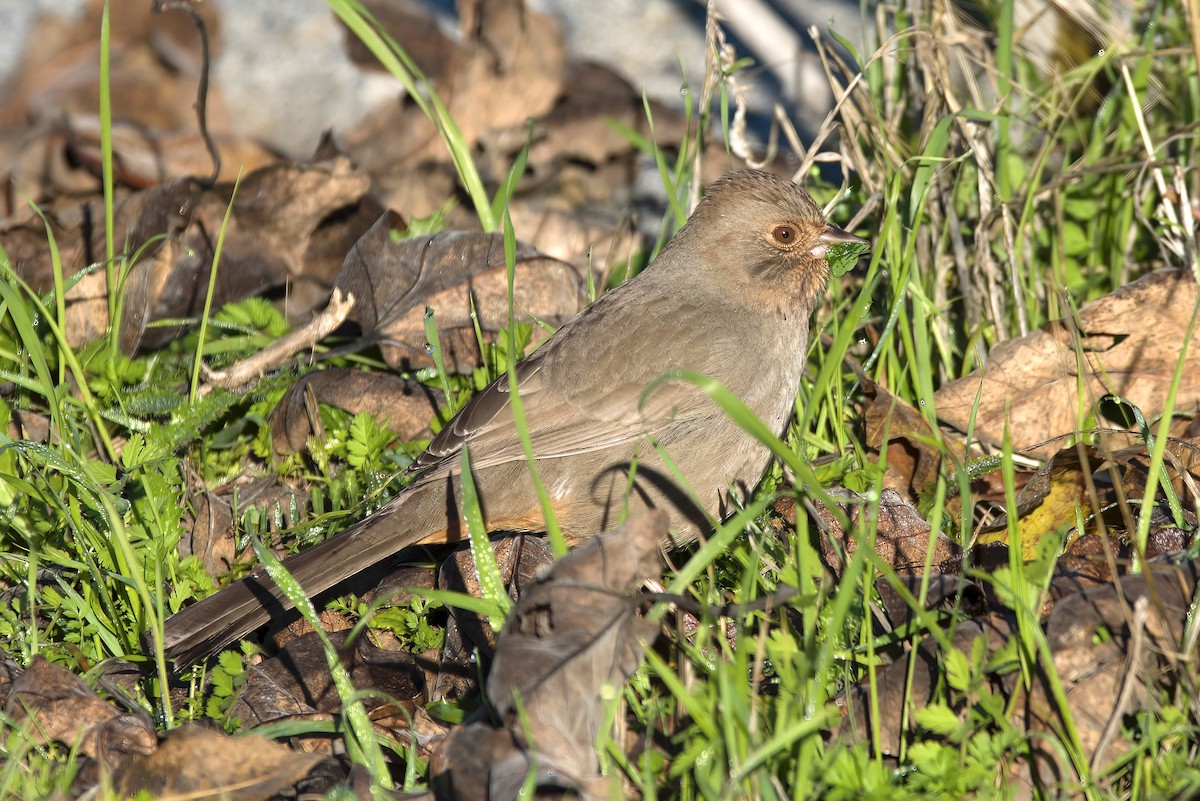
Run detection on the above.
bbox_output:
[827,240,870,276]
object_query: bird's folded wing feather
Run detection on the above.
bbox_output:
[408,291,718,486]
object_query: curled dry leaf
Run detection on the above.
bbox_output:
[937,269,1200,459]
[111,723,322,801]
[433,510,668,801]
[335,215,585,372]
[4,656,156,765]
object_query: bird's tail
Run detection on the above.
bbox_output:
[157,478,455,666]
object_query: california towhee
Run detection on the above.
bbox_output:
[161,169,865,664]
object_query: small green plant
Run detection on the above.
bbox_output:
[359,596,447,654]
[204,647,251,729]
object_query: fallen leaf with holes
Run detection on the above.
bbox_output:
[432,511,666,801]
[335,215,585,373]
[936,269,1200,459]
[111,723,322,801]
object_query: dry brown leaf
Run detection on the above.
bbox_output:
[0,0,240,208]
[1023,557,1200,787]
[526,62,673,173]
[4,0,225,130]
[506,200,641,287]
[439,535,556,654]
[341,0,565,207]
[271,368,445,454]
[937,269,1200,458]
[111,723,322,801]
[230,630,426,729]
[805,488,961,575]
[343,0,464,85]
[4,656,156,765]
[5,158,377,353]
[839,613,1017,756]
[5,409,51,443]
[863,379,962,499]
[180,476,309,578]
[976,447,1101,558]
[432,511,666,801]
[1103,436,1200,516]
[7,114,275,204]
[335,216,585,372]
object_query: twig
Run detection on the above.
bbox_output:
[1091,595,1148,772]
[202,288,356,390]
[153,0,220,187]
[1121,62,1189,265]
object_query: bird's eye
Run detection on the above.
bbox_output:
[772,224,798,245]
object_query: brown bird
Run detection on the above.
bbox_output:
[160,169,864,664]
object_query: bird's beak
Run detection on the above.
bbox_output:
[809,225,869,259]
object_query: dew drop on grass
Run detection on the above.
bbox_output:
[424,343,436,354]
[919,399,926,407]
[679,84,689,96]
[424,307,434,320]
[1098,48,1105,55]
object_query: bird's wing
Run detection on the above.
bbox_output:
[408,281,721,486]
